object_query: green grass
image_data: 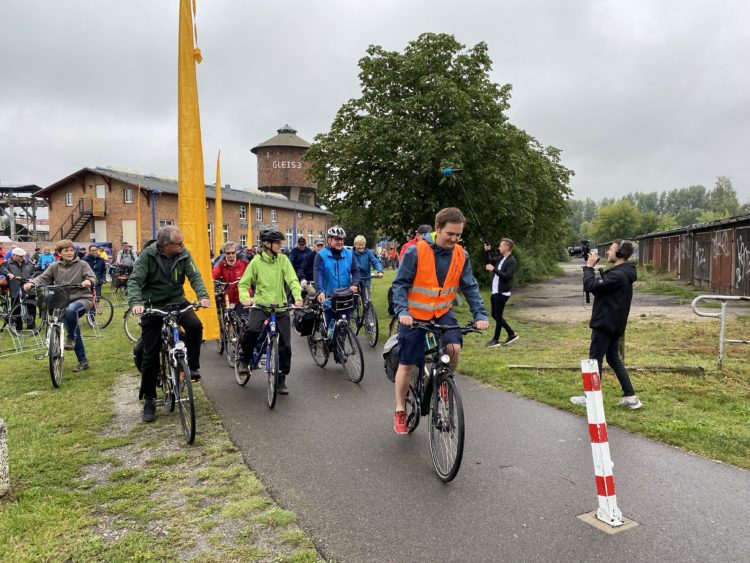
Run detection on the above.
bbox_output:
[0,324,323,561]
[370,269,750,470]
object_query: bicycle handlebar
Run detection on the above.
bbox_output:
[141,302,204,317]
[410,320,481,335]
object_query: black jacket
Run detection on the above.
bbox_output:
[584,262,637,336]
[0,259,36,296]
[485,251,517,294]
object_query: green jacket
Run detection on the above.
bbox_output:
[238,250,302,306]
[127,242,209,308]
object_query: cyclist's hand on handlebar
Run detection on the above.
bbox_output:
[132,305,145,315]
[199,298,210,308]
[317,292,326,304]
[241,298,253,307]
[23,282,33,292]
[82,279,92,288]
[293,300,303,308]
[399,314,413,327]
[376,272,384,278]
[474,320,489,330]
[351,285,358,293]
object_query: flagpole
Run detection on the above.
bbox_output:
[214,150,223,258]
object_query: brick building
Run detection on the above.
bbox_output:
[35,125,331,253]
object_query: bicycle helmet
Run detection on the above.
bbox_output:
[327,225,346,239]
[259,228,285,242]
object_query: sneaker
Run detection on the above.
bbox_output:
[394,410,408,434]
[237,359,249,375]
[73,361,89,372]
[190,369,201,381]
[570,395,587,406]
[503,334,520,346]
[619,396,642,410]
[142,399,156,423]
[485,339,501,347]
[278,380,289,395]
[64,339,75,350]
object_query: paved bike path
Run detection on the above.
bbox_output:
[200,336,750,562]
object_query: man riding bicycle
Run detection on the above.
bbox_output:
[127,226,210,423]
[313,225,360,345]
[24,239,98,372]
[391,207,489,434]
[237,228,302,395]
[1,247,38,331]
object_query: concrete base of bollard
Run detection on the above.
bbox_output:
[0,418,9,498]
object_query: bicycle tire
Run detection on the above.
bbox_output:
[216,308,226,355]
[224,314,238,368]
[8,300,44,336]
[234,336,251,386]
[307,318,329,367]
[160,349,175,413]
[267,335,280,409]
[363,303,379,347]
[339,323,364,383]
[124,308,140,342]
[174,356,196,444]
[86,296,114,329]
[405,384,420,433]
[49,324,63,388]
[389,315,399,337]
[429,373,465,482]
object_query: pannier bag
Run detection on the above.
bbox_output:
[383,334,400,382]
[331,287,354,312]
[293,309,317,336]
[387,286,395,316]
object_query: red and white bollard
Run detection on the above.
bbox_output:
[580,359,624,527]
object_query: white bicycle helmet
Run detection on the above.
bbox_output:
[327,225,346,238]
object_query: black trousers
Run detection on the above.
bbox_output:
[490,293,514,341]
[589,329,635,397]
[139,307,203,400]
[240,309,292,376]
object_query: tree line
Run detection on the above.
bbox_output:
[568,176,748,245]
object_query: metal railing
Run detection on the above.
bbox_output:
[691,295,750,368]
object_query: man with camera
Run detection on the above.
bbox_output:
[571,239,642,409]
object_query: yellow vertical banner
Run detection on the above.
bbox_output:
[177,0,219,339]
[214,150,223,257]
[247,199,253,249]
[136,184,142,250]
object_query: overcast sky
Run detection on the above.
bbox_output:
[1,0,748,203]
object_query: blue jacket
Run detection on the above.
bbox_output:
[83,254,107,282]
[298,249,317,282]
[353,248,383,281]
[37,252,55,270]
[392,234,487,322]
[290,246,312,275]
[313,247,361,298]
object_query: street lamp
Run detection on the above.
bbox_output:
[151,189,162,238]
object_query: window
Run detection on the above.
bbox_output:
[223,224,229,244]
[206,201,210,209]
[65,192,73,207]
[308,213,313,220]
[286,228,293,248]
[297,229,303,241]
[207,224,213,248]
[124,188,133,204]
[271,209,278,223]
[239,205,247,220]
[308,230,313,242]
[256,207,263,222]
[239,235,247,246]
[298,212,303,219]
[159,220,174,227]
[318,231,324,238]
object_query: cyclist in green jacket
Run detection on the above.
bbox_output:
[237,228,302,394]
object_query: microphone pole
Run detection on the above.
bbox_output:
[441,168,491,247]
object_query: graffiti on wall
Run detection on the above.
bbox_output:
[713,231,731,258]
[736,235,750,289]
[695,246,707,283]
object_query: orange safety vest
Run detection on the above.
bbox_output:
[407,240,465,320]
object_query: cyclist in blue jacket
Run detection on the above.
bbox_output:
[352,234,383,301]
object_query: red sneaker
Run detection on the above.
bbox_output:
[394,410,408,434]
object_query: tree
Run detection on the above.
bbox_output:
[588,200,642,242]
[305,33,573,254]
[707,176,740,218]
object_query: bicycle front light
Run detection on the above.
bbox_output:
[440,354,451,365]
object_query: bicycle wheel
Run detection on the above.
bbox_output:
[215,309,226,355]
[363,303,379,347]
[8,300,44,336]
[160,349,175,413]
[234,331,251,386]
[267,335,280,409]
[307,318,329,367]
[389,315,399,337]
[405,384,420,433]
[86,296,114,329]
[224,314,238,368]
[338,323,364,383]
[49,324,63,388]
[174,357,196,444]
[124,308,140,342]
[429,373,465,482]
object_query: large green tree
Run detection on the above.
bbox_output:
[305,33,573,253]
[588,200,642,242]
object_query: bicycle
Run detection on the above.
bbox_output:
[402,320,479,482]
[234,304,298,409]
[124,307,140,342]
[306,294,364,384]
[351,280,379,347]
[85,288,114,329]
[107,264,131,305]
[141,302,201,444]
[2,279,43,337]
[214,280,241,367]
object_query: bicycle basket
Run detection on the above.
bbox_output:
[383,334,400,383]
[331,287,354,312]
[293,309,316,336]
[45,286,71,311]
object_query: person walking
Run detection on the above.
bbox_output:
[484,238,519,347]
[570,239,642,409]
[289,237,312,281]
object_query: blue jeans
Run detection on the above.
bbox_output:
[64,300,88,362]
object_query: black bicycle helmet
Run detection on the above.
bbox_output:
[259,228,285,242]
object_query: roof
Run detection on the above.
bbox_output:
[635,212,750,240]
[250,124,311,154]
[36,166,331,215]
[0,184,43,194]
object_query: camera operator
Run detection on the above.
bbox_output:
[570,240,642,410]
[580,239,591,261]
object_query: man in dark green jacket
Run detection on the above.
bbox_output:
[128,226,210,423]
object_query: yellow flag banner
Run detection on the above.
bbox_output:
[177,0,219,339]
[136,183,142,251]
[214,150,223,258]
[247,200,253,248]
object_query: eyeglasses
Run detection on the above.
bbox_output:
[170,241,185,247]
[225,251,236,255]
